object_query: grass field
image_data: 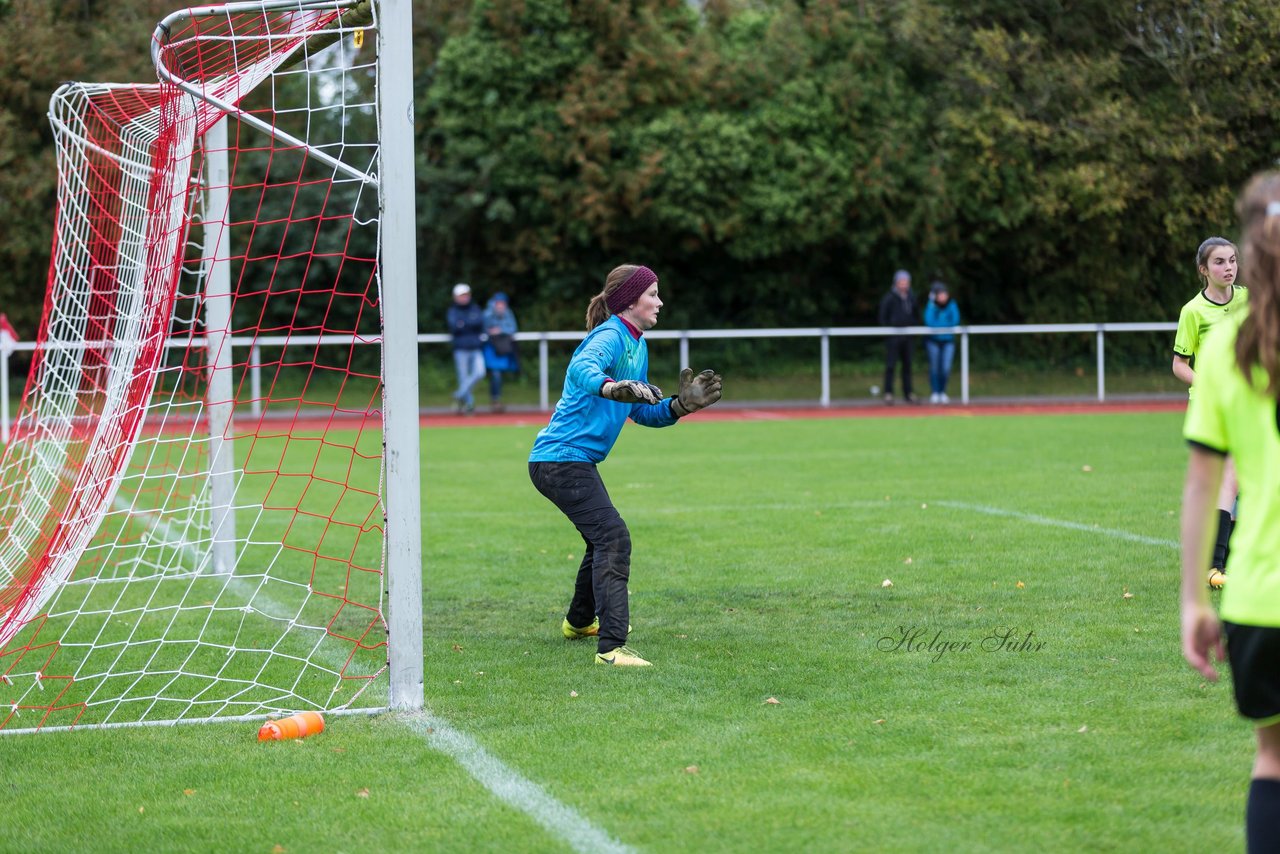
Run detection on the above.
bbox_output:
[0,410,1251,852]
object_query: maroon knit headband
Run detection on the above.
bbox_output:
[605,266,658,315]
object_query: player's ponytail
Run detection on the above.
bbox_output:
[585,292,610,330]
[1234,172,1280,394]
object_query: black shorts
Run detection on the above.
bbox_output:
[1223,621,1280,723]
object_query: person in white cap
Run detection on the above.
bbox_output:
[447,283,486,414]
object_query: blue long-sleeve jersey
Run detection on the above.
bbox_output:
[529,315,678,463]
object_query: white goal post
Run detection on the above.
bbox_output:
[373,0,424,712]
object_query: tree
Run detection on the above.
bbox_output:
[420,0,933,328]
[9,0,1280,364]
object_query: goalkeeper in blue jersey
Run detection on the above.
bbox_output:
[1182,174,1280,852]
[1174,236,1247,588]
[529,265,722,667]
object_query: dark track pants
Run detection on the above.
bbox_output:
[529,462,631,652]
[883,335,914,397]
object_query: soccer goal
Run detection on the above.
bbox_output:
[0,0,422,732]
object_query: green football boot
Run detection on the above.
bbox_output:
[562,617,631,640]
[594,645,652,667]
[562,617,600,640]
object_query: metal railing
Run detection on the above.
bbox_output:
[472,322,1180,410]
[0,322,1180,440]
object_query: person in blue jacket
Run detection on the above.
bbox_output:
[482,292,519,412]
[924,281,960,404]
[529,264,723,667]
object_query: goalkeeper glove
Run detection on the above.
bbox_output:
[671,368,722,417]
[601,379,664,405]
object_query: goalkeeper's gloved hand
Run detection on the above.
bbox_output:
[671,368,722,417]
[601,379,664,405]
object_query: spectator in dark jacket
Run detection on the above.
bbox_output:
[878,270,919,404]
[447,283,486,414]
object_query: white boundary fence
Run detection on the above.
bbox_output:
[0,322,1179,441]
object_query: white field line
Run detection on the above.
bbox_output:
[433,497,1177,563]
[119,496,633,853]
[430,496,1180,552]
[403,712,635,854]
[932,500,1178,549]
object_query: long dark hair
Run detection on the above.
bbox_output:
[1235,173,1280,393]
[585,264,642,330]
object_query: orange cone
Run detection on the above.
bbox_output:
[258,711,325,741]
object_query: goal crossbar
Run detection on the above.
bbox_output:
[152,0,378,186]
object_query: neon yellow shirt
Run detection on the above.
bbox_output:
[1174,285,1248,397]
[1183,310,1280,627]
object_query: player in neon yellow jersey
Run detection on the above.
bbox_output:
[1174,236,1247,588]
[1182,172,1280,851]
